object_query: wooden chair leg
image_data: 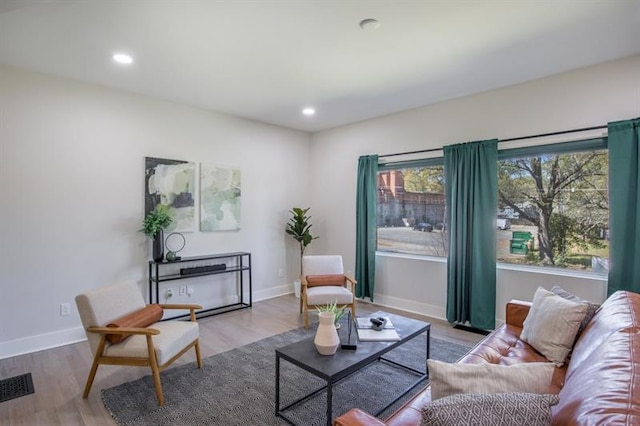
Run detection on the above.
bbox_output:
[194,340,202,369]
[146,336,164,406]
[351,302,356,319]
[303,303,310,329]
[82,336,106,398]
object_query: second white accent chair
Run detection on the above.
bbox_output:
[300,255,357,328]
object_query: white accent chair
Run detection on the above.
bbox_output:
[300,255,357,328]
[75,281,202,406]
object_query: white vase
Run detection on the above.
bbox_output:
[314,311,340,355]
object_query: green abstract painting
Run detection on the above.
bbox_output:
[200,164,241,231]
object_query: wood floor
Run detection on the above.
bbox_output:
[0,294,483,425]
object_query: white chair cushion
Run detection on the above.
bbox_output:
[307,286,353,306]
[76,282,147,355]
[105,320,199,366]
[302,255,344,276]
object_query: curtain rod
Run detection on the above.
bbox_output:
[378,124,608,159]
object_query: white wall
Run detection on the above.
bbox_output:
[310,55,640,324]
[0,65,312,358]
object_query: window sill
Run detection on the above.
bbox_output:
[375,251,608,281]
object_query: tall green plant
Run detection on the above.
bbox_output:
[286,207,319,274]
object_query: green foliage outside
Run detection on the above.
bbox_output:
[403,166,445,193]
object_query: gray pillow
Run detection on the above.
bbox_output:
[550,285,600,338]
[428,360,555,400]
[521,286,589,366]
[421,393,559,426]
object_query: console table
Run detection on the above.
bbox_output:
[148,252,252,319]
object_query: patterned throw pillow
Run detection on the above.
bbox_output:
[550,285,600,339]
[420,393,559,426]
[428,360,555,400]
[521,287,589,366]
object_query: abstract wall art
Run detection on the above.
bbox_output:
[145,157,196,232]
[200,164,241,231]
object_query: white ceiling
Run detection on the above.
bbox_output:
[1,1,639,132]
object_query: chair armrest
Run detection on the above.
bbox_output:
[506,299,532,328]
[87,326,160,336]
[159,304,202,321]
[344,274,357,292]
[159,304,203,310]
[333,408,387,426]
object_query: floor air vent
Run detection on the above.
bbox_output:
[0,373,35,403]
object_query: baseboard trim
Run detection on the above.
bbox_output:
[453,324,491,335]
[0,327,87,360]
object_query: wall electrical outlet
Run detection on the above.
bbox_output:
[179,286,186,296]
[60,303,70,316]
[166,288,174,298]
[187,285,194,296]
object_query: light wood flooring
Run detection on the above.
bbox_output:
[0,294,483,425]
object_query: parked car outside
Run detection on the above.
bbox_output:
[496,218,511,230]
[413,222,433,232]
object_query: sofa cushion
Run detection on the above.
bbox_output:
[428,360,555,400]
[106,304,163,344]
[550,285,600,339]
[420,393,559,426]
[552,290,640,424]
[521,287,588,366]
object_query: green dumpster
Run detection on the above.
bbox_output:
[509,231,533,255]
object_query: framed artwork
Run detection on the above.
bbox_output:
[145,157,196,233]
[200,164,241,231]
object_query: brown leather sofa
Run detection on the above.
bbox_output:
[334,290,640,426]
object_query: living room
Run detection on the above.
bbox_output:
[1,1,639,425]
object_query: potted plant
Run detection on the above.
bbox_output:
[316,301,348,328]
[140,204,173,262]
[286,207,319,296]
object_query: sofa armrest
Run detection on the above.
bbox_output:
[333,409,387,426]
[506,299,532,328]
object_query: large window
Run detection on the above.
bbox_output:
[376,138,609,274]
[497,139,609,272]
[377,159,448,257]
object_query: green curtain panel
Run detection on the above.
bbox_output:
[607,118,640,295]
[444,140,497,330]
[355,155,378,301]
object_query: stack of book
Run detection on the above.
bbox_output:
[355,315,400,341]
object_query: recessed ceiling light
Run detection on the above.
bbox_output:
[112,53,133,65]
[302,107,316,116]
[359,18,381,31]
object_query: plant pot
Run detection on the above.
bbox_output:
[294,279,301,298]
[152,229,164,262]
[314,311,340,355]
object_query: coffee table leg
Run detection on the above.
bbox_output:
[426,327,431,377]
[275,354,280,416]
[326,379,333,426]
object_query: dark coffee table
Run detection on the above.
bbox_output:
[275,311,430,426]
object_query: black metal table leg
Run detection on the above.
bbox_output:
[326,379,332,426]
[275,354,281,416]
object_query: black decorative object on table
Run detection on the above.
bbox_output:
[152,229,164,262]
[340,311,357,350]
[165,232,186,262]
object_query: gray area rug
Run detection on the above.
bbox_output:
[102,327,471,426]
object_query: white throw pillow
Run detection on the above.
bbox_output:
[428,359,555,401]
[521,286,589,366]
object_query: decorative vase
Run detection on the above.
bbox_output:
[152,229,164,262]
[314,311,340,355]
